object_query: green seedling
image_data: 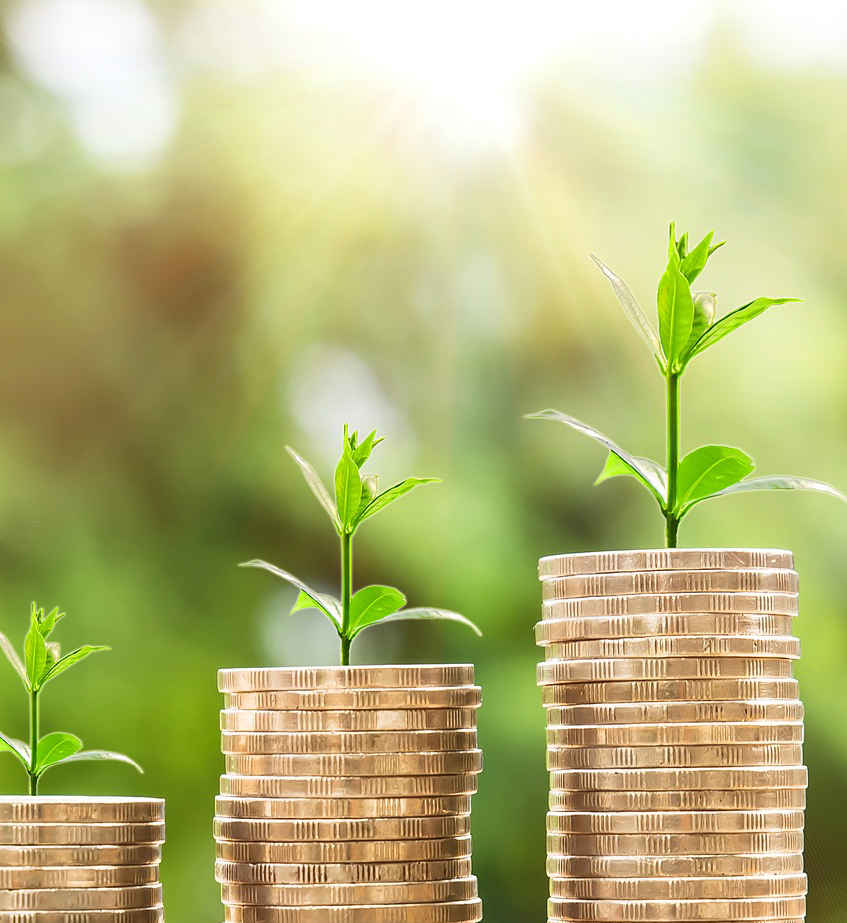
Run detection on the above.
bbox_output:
[0,603,142,795]
[528,224,846,547]
[242,425,481,665]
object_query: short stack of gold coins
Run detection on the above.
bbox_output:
[0,796,165,923]
[215,665,483,923]
[536,549,808,923]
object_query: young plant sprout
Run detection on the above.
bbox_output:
[241,425,481,666]
[528,224,846,547]
[0,603,142,795]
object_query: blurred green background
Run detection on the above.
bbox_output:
[1,0,846,920]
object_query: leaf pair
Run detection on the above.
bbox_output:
[0,729,141,779]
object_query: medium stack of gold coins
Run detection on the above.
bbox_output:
[0,796,165,923]
[215,665,483,923]
[536,549,808,923]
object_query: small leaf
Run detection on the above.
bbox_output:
[34,732,83,774]
[286,446,342,532]
[290,590,343,632]
[0,631,28,688]
[526,410,667,505]
[704,475,847,507]
[355,607,483,639]
[679,231,722,283]
[590,254,664,364]
[43,749,143,775]
[350,430,383,467]
[349,585,406,633]
[595,452,668,497]
[335,448,362,532]
[681,292,716,359]
[43,646,110,684]
[686,297,801,360]
[24,619,47,689]
[38,607,64,639]
[0,731,31,767]
[676,445,755,512]
[239,560,343,628]
[355,473,378,521]
[657,249,695,368]
[355,478,440,527]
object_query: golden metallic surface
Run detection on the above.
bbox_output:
[220,709,478,732]
[549,766,808,791]
[225,750,483,777]
[223,688,482,711]
[216,835,473,864]
[550,874,807,900]
[0,824,166,847]
[541,569,798,599]
[0,845,162,867]
[222,899,483,923]
[543,593,799,619]
[218,666,475,693]
[546,853,805,878]
[546,830,803,855]
[0,909,163,923]
[0,886,162,911]
[546,721,803,748]
[219,877,478,905]
[549,787,806,812]
[541,678,799,705]
[547,742,803,770]
[546,809,805,834]
[541,636,800,660]
[535,614,795,644]
[538,658,793,686]
[220,729,478,755]
[0,799,164,825]
[538,549,794,578]
[214,858,473,885]
[547,895,805,921]
[0,867,159,889]
[219,774,478,800]
[215,795,472,820]
[545,700,803,726]
[213,815,469,842]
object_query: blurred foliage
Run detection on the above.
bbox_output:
[0,4,846,922]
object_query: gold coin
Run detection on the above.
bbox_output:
[536,614,795,644]
[220,877,478,905]
[221,709,478,732]
[547,743,803,770]
[549,788,806,812]
[546,896,805,921]
[546,809,804,834]
[214,815,470,842]
[0,824,166,847]
[541,636,800,660]
[545,700,803,726]
[0,799,164,825]
[541,569,798,599]
[546,722,803,748]
[218,666,475,693]
[546,853,805,878]
[538,659,793,685]
[214,857,472,885]
[0,845,162,867]
[216,836,473,864]
[543,593,798,619]
[223,688,482,711]
[538,549,794,578]
[225,750,483,777]
[541,679,799,705]
[0,910,163,923]
[220,729,478,755]
[219,774,478,799]
[549,766,808,791]
[550,874,807,900]
[546,830,804,855]
[214,795,472,819]
[0,866,159,889]
[0,886,162,911]
[222,899,483,923]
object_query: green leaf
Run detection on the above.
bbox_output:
[0,631,28,688]
[675,445,755,512]
[0,731,31,767]
[703,475,847,507]
[355,474,378,521]
[335,448,362,532]
[595,452,668,497]
[43,646,110,684]
[355,607,482,639]
[37,606,64,639]
[590,254,664,364]
[354,478,440,527]
[686,297,801,360]
[681,292,716,359]
[290,590,343,632]
[24,618,48,689]
[526,410,667,505]
[679,231,722,283]
[42,749,143,775]
[656,248,695,368]
[286,446,342,532]
[349,585,406,634]
[349,430,383,467]
[239,560,343,629]
[34,732,82,774]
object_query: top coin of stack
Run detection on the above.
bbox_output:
[215,665,483,923]
[536,549,807,923]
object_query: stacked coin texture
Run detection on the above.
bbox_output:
[216,665,482,923]
[0,796,165,923]
[536,549,807,923]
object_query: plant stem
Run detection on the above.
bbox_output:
[340,531,353,666]
[28,686,39,796]
[665,371,681,548]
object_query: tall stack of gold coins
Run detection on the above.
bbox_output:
[0,797,165,923]
[215,665,483,923]
[536,549,807,923]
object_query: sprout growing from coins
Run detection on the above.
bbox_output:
[0,603,142,795]
[241,425,481,665]
[528,224,847,546]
